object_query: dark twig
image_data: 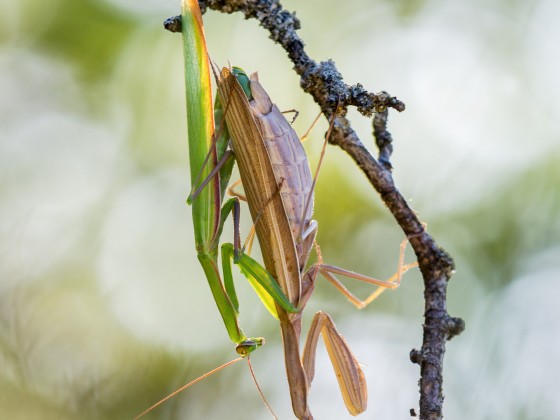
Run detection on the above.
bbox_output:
[372,108,394,170]
[195,1,465,419]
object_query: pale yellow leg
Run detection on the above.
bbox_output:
[244,224,257,255]
[300,110,323,142]
[315,238,418,309]
[227,178,246,201]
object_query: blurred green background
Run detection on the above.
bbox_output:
[1,0,559,419]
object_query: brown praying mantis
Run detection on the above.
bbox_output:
[216,67,416,419]
[136,2,417,418]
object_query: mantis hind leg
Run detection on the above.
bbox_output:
[314,237,418,309]
[226,178,246,201]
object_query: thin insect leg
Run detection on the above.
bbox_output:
[315,239,418,309]
[209,195,241,255]
[360,223,428,304]
[297,109,337,242]
[281,108,299,124]
[298,221,317,241]
[243,224,257,256]
[188,131,220,202]
[360,238,417,306]
[300,110,323,142]
[227,176,283,256]
[134,357,244,420]
[227,178,247,201]
[231,197,241,260]
[240,178,286,254]
[190,149,234,202]
[246,357,278,420]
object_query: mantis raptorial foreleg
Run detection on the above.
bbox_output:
[302,311,367,416]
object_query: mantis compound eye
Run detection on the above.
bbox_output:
[231,66,253,100]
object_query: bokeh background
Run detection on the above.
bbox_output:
[1,0,559,419]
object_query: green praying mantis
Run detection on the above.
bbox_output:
[137,1,417,418]
[173,0,299,360]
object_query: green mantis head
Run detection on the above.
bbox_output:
[235,337,265,357]
[232,66,253,101]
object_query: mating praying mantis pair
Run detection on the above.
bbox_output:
[138,1,417,418]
